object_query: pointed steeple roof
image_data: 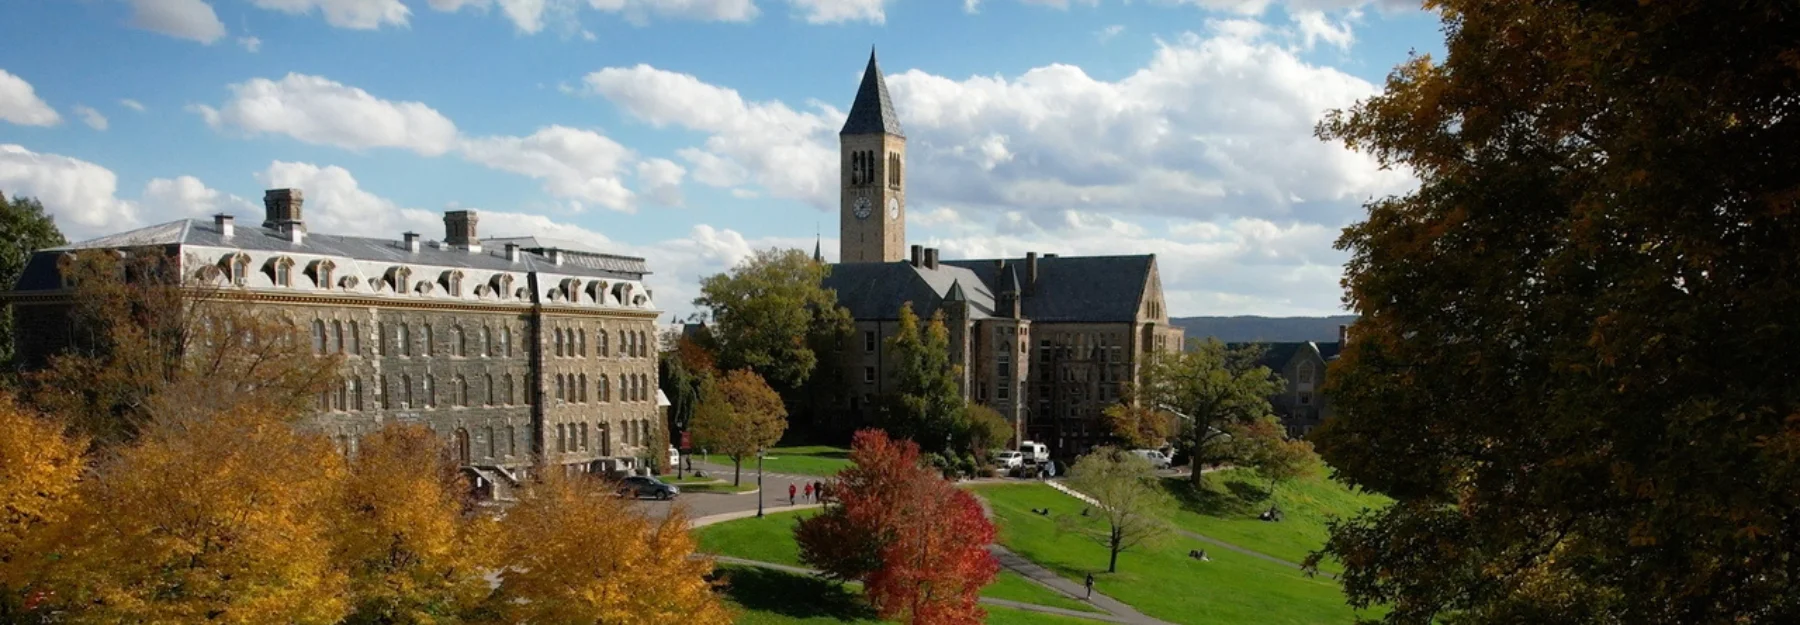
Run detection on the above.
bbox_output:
[813,234,823,263]
[944,279,967,303]
[840,47,904,137]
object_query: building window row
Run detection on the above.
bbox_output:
[553,372,653,404]
[550,326,651,359]
[375,372,523,411]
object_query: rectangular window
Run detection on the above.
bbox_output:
[863,366,876,384]
[1300,391,1313,405]
[978,382,988,401]
[998,383,1010,401]
[864,330,876,352]
[998,352,1011,380]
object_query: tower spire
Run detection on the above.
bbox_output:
[814,223,823,263]
[840,47,904,137]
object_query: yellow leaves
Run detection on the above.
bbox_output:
[490,471,732,625]
[0,393,85,593]
[1628,521,1658,547]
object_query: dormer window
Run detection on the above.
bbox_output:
[384,266,411,293]
[560,279,582,303]
[220,253,251,286]
[264,257,296,287]
[441,270,464,297]
[490,274,514,300]
[307,260,336,290]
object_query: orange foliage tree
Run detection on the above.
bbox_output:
[486,470,731,625]
[796,429,998,624]
[334,424,497,624]
[0,393,85,619]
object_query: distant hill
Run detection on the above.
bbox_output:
[1170,315,1359,344]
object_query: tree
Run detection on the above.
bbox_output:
[24,250,341,444]
[1309,2,1800,623]
[954,403,1014,458]
[1234,418,1317,512]
[693,248,852,394]
[334,424,496,624]
[1100,384,1179,449]
[0,192,66,369]
[796,429,998,624]
[486,470,730,625]
[0,393,85,619]
[689,369,788,486]
[36,406,351,623]
[1063,447,1172,573]
[1136,338,1283,485]
[878,304,964,453]
[659,340,703,450]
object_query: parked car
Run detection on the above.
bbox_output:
[617,475,680,500]
[991,450,1024,469]
[1019,440,1050,463]
[1130,449,1172,470]
[668,446,681,470]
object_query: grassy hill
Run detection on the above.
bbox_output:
[1170,315,1358,343]
[1163,465,1389,573]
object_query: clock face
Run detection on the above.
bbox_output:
[887,197,900,221]
[853,195,872,220]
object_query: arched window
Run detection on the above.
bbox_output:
[269,257,295,287]
[554,328,565,357]
[385,266,411,293]
[350,377,363,411]
[331,320,344,354]
[579,373,589,403]
[481,326,492,357]
[380,375,391,410]
[556,374,566,402]
[347,321,360,355]
[454,374,468,407]
[556,424,567,453]
[222,253,250,286]
[600,375,610,402]
[423,325,435,357]
[376,322,388,356]
[507,424,518,457]
[335,378,348,411]
[398,323,412,357]
[311,319,326,355]
[639,331,648,357]
[400,374,413,409]
[451,326,465,357]
[581,422,590,450]
[1297,361,1315,385]
[424,375,436,408]
[454,428,471,466]
[318,387,330,411]
[598,330,609,356]
[503,373,515,405]
[484,374,495,406]
[484,426,496,458]
[502,327,513,358]
[600,422,612,456]
[577,330,587,356]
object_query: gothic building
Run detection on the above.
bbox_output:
[823,51,1186,457]
[6,190,663,498]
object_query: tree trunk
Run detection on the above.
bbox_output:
[733,456,742,486]
[1190,429,1208,487]
[1108,527,1121,573]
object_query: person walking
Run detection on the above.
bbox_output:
[788,483,797,505]
[1085,573,1095,600]
[814,480,825,502]
[803,482,813,502]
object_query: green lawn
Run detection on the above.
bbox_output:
[715,565,1102,624]
[974,483,1379,625]
[661,475,725,485]
[756,446,854,477]
[683,481,760,494]
[1163,466,1389,574]
[698,509,1102,615]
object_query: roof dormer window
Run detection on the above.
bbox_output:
[307,259,336,290]
[441,270,464,297]
[220,253,251,286]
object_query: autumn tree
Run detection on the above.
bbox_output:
[877,304,965,454]
[955,403,1015,458]
[24,250,340,444]
[1308,2,1800,623]
[1064,447,1172,573]
[693,248,852,394]
[1100,384,1179,449]
[486,470,730,625]
[0,393,85,619]
[1137,338,1283,485]
[1236,418,1316,500]
[36,406,351,623]
[796,429,998,624]
[334,424,496,624]
[0,192,65,369]
[659,338,705,450]
[689,369,788,486]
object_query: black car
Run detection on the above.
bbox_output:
[617,476,680,500]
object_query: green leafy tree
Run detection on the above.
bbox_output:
[689,369,788,486]
[1309,2,1800,623]
[1233,417,1316,506]
[954,403,1014,458]
[877,304,963,454]
[658,343,701,451]
[1137,338,1282,485]
[1100,384,1179,450]
[0,192,66,368]
[692,248,852,395]
[1062,447,1171,573]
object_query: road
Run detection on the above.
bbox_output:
[633,460,827,520]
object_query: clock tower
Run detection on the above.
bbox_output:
[839,48,906,264]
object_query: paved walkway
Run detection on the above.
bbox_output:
[1045,477,1336,579]
[985,545,1172,625]
[711,555,1128,623]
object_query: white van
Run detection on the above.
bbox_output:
[1019,441,1050,463]
[668,446,681,470]
[1129,449,1171,469]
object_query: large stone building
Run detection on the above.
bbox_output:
[1237,326,1348,437]
[823,51,1185,457]
[6,190,663,498]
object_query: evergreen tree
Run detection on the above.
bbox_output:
[877,304,963,453]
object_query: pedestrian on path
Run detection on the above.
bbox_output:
[814,480,825,502]
[788,483,797,504]
[803,483,813,501]
[1084,573,1094,599]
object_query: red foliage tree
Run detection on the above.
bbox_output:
[795,429,998,625]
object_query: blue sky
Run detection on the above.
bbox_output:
[0,0,1442,321]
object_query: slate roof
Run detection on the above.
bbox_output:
[13,218,650,292]
[822,254,1157,324]
[1234,341,1342,371]
[840,49,904,137]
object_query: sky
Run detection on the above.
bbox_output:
[0,0,1442,322]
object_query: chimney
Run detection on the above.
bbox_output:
[444,210,481,252]
[924,248,939,270]
[403,232,420,253]
[910,244,923,267]
[262,188,305,239]
[1025,252,1039,295]
[214,214,234,238]
[1338,324,1349,345]
[550,249,563,266]
[504,242,520,262]
[1044,253,1059,258]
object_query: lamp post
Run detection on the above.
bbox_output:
[755,447,767,518]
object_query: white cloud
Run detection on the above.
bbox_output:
[73,105,108,131]
[456,125,638,212]
[1292,10,1354,50]
[964,0,980,12]
[584,64,840,208]
[193,73,459,156]
[429,0,757,33]
[238,36,264,52]
[119,99,147,112]
[256,161,436,236]
[140,175,256,219]
[124,0,227,44]
[248,0,411,30]
[0,70,61,127]
[0,145,138,237]
[636,158,687,207]
[786,0,888,24]
[1097,24,1125,41]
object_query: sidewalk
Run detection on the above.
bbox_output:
[985,545,1174,625]
[711,554,1129,623]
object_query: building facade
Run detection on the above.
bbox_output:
[823,52,1185,458]
[1239,330,1345,437]
[6,190,663,498]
